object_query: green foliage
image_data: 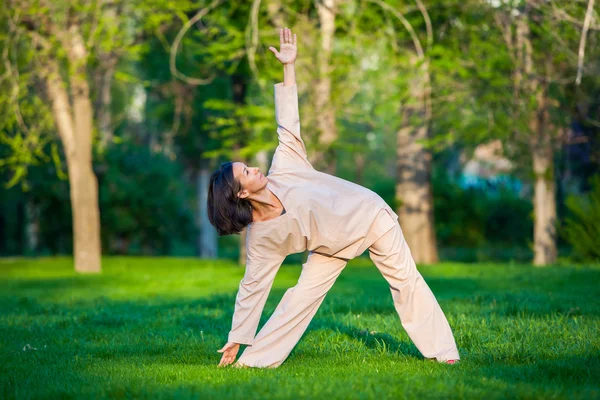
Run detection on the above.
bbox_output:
[2,141,196,256]
[2,0,600,261]
[562,176,600,261]
[0,13,56,187]
[98,141,196,255]
[433,166,532,250]
[203,98,276,160]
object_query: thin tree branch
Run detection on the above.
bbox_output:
[366,0,424,59]
[245,0,264,90]
[576,0,595,85]
[549,1,600,30]
[4,9,31,136]
[170,0,222,85]
[414,0,433,53]
[85,0,102,49]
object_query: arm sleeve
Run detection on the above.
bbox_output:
[269,83,313,173]
[227,251,286,345]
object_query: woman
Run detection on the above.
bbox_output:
[208,28,460,368]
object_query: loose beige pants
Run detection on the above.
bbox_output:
[236,219,460,368]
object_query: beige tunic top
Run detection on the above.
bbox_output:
[228,83,399,345]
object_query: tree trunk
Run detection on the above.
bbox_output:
[197,166,218,258]
[531,89,557,266]
[97,60,116,149]
[311,0,337,174]
[519,7,557,266]
[70,29,102,272]
[532,144,557,265]
[25,200,39,256]
[96,2,120,150]
[395,59,438,264]
[163,81,194,159]
[265,0,285,176]
[66,156,102,272]
[44,31,101,273]
[267,0,284,27]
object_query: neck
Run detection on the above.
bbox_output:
[248,187,280,215]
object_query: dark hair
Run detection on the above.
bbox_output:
[207,162,253,235]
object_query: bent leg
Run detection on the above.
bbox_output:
[236,252,347,368]
[368,223,460,362]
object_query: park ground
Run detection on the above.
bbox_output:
[1,257,599,399]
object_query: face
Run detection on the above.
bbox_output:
[232,162,267,199]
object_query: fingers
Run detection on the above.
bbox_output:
[268,46,280,57]
[217,351,236,367]
[217,343,239,367]
[219,356,229,367]
[218,354,230,367]
[218,353,227,366]
[279,27,295,45]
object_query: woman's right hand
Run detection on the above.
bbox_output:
[269,27,297,65]
[217,342,240,367]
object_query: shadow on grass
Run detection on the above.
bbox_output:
[0,279,595,367]
[0,287,420,356]
[306,317,423,359]
[2,269,600,337]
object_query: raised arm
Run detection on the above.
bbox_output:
[268,28,312,172]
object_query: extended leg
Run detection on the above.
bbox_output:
[368,222,460,362]
[236,252,347,368]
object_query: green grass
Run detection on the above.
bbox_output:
[1,257,599,399]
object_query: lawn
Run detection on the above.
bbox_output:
[1,257,599,399]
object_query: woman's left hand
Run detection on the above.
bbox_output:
[269,27,297,65]
[217,342,240,367]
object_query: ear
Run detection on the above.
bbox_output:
[238,189,249,200]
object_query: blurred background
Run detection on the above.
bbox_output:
[0,0,598,272]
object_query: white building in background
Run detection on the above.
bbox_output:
[460,140,526,196]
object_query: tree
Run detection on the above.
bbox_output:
[489,0,598,265]
[311,0,339,174]
[0,0,199,271]
[1,2,105,272]
[363,0,439,263]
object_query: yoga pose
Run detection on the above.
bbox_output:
[208,28,460,368]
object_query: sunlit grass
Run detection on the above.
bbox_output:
[1,257,599,399]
